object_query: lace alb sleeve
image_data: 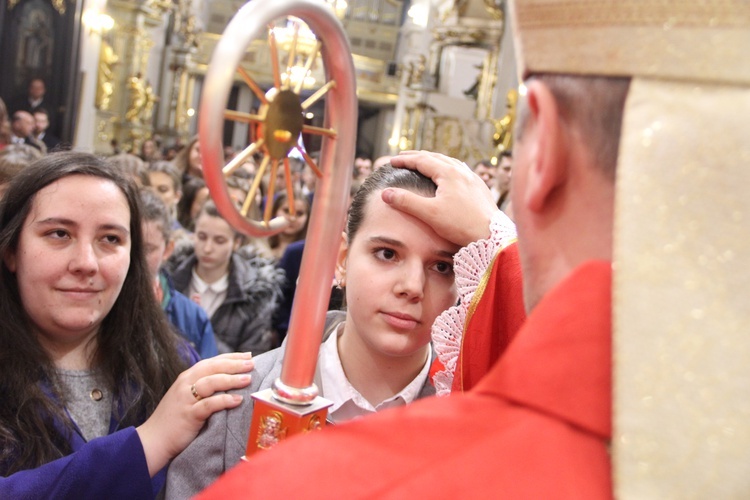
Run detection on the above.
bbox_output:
[431,210,517,396]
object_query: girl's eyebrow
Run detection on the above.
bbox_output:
[369,235,403,248]
[369,235,456,259]
[35,218,130,234]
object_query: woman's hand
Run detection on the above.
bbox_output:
[385,151,499,247]
[136,352,254,476]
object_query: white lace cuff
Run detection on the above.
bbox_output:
[431,210,517,396]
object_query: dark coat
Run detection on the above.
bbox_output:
[168,245,285,355]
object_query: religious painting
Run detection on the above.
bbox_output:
[0,0,82,140]
[14,0,55,88]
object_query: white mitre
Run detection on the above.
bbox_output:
[509,1,750,498]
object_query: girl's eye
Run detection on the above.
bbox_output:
[374,247,396,261]
[215,238,227,245]
[103,234,122,244]
[433,261,454,275]
[48,229,69,239]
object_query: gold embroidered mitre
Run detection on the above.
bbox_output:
[509,1,750,498]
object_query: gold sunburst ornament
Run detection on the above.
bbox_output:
[219,18,338,228]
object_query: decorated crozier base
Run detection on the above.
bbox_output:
[243,388,333,458]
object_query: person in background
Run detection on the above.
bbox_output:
[106,153,150,188]
[176,177,207,231]
[0,152,253,497]
[300,164,317,200]
[140,188,218,359]
[10,78,56,136]
[268,191,309,260]
[163,144,183,161]
[9,111,45,153]
[141,138,162,163]
[173,136,203,183]
[33,108,61,152]
[0,144,42,199]
[472,158,497,193]
[354,155,372,180]
[167,200,284,354]
[165,164,459,498]
[495,150,512,213]
[147,161,183,230]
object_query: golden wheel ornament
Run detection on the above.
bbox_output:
[200,1,355,237]
[200,0,357,413]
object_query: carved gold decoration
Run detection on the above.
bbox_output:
[439,0,470,23]
[144,0,174,16]
[142,82,159,123]
[51,0,65,14]
[306,414,323,432]
[483,0,504,20]
[491,88,517,155]
[257,411,286,449]
[96,41,118,111]
[180,14,200,49]
[9,0,67,14]
[125,73,147,123]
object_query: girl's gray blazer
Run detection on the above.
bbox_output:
[164,310,437,499]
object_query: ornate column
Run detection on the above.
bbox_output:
[393,0,508,165]
[159,0,200,144]
[93,0,171,154]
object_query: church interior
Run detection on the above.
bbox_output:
[0,0,516,163]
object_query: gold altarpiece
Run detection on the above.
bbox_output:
[391,0,512,166]
[93,0,199,154]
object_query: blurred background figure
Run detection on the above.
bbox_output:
[495,151,512,213]
[472,159,497,192]
[174,136,203,182]
[33,108,61,151]
[0,144,42,198]
[140,138,162,163]
[139,188,218,359]
[9,111,44,152]
[176,177,207,232]
[105,152,149,188]
[9,78,57,137]
[147,161,183,230]
[354,155,372,180]
[268,191,309,260]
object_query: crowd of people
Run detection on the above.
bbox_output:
[0,0,742,497]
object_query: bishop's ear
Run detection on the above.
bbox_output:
[522,80,569,213]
